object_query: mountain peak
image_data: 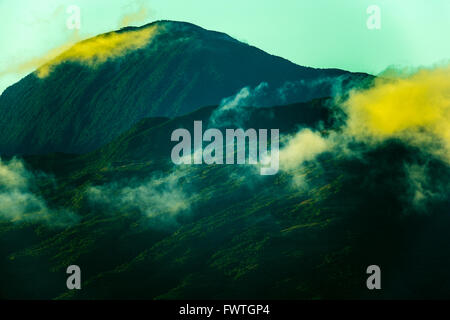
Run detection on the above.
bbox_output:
[0,21,367,155]
[117,20,240,44]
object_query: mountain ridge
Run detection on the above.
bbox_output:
[0,20,372,155]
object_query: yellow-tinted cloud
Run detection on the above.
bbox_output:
[277,63,450,187]
[344,64,450,163]
[36,25,159,78]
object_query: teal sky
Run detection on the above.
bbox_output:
[0,0,449,93]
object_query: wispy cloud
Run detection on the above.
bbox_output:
[209,82,270,127]
[87,168,194,227]
[0,158,79,227]
[119,0,153,28]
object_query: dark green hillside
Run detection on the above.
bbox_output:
[1,100,449,299]
[0,20,370,155]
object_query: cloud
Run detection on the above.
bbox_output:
[0,2,156,92]
[0,24,158,80]
[0,23,160,80]
[87,168,193,226]
[36,25,160,78]
[343,64,450,164]
[209,82,270,127]
[0,158,79,226]
[279,128,330,171]
[119,0,153,28]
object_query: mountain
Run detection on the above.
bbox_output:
[0,18,448,301]
[0,20,370,155]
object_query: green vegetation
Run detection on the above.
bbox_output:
[1,99,449,299]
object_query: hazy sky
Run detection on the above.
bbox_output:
[0,0,449,93]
